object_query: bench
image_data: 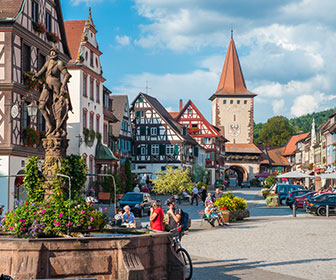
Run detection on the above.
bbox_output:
[198,210,216,227]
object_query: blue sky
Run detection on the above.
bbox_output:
[61,0,336,123]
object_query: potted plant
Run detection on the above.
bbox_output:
[32,22,46,34]
[46,31,60,43]
[23,71,40,91]
[22,127,40,147]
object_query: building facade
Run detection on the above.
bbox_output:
[65,10,113,179]
[0,0,70,211]
[175,99,226,184]
[130,93,198,180]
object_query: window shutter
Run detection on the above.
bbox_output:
[194,146,199,157]
[147,127,150,135]
[174,144,179,155]
[140,127,146,135]
[147,144,151,155]
[157,127,160,135]
[211,152,215,161]
[136,147,141,155]
[159,144,165,155]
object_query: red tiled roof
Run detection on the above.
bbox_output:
[282,133,310,156]
[225,143,262,154]
[169,112,179,119]
[267,147,290,166]
[210,37,256,99]
[64,20,86,60]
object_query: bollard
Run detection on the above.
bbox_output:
[326,205,329,217]
[293,205,296,217]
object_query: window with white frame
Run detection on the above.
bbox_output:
[159,126,165,135]
[150,127,157,135]
[166,144,174,155]
[151,144,159,155]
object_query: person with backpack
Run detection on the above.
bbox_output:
[166,198,182,229]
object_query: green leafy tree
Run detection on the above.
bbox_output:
[253,122,264,144]
[153,166,191,194]
[124,158,133,192]
[257,116,293,146]
[265,176,277,188]
[193,164,207,182]
[24,157,45,202]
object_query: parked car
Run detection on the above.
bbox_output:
[119,192,153,217]
[275,184,305,205]
[286,190,310,209]
[294,191,317,208]
[306,193,336,216]
[241,181,250,188]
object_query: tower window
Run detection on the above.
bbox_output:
[230,100,233,104]
[244,100,247,104]
[237,100,240,104]
[223,100,226,104]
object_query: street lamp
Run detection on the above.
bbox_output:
[27,103,38,117]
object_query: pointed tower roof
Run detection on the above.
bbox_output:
[209,33,256,100]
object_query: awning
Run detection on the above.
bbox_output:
[277,171,313,179]
[131,169,153,174]
[95,143,119,161]
[256,172,270,178]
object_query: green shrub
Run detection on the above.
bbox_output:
[250,178,259,187]
[265,194,278,205]
[265,176,277,188]
[214,192,247,212]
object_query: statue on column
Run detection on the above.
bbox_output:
[34,47,72,137]
[32,47,72,182]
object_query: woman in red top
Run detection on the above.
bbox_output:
[150,200,164,231]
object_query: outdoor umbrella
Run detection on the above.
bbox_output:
[318,172,336,179]
[277,171,314,179]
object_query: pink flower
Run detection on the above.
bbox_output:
[13,214,16,217]
[104,208,108,212]
[90,217,94,222]
[88,226,92,230]
[22,228,25,231]
[19,228,22,231]
[9,226,13,230]
[81,210,85,214]
[22,224,25,227]
[54,221,60,226]
[42,209,47,214]
[58,213,63,218]
[46,205,50,208]
[53,219,56,222]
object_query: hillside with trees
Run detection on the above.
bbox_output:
[253,108,335,146]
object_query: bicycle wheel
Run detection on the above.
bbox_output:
[176,247,193,280]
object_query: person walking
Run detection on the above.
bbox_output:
[190,185,199,206]
[150,200,164,231]
[200,186,207,205]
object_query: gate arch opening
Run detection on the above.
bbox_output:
[227,165,248,186]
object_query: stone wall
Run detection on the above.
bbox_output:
[0,232,184,280]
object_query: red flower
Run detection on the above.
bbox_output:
[25,202,28,205]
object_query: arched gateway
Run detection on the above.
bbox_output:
[226,165,248,186]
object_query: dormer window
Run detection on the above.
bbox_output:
[188,109,192,114]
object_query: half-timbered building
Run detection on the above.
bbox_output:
[110,95,132,160]
[130,93,198,179]
[0,0,70,211]
[175,99,227,184]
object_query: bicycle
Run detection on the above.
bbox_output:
[170,226,193,280]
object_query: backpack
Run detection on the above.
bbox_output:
[180,209,190,231]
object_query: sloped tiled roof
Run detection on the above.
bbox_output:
[225,143,262,154]
[210,36,256,100]
[267,147,290,166]
[282,132,310,156]
[64,20,86,60]
[134,93,197,145]
[0,0,24,20]
[169,112,179,119]
[110,95,128,138]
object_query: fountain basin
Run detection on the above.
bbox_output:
[0,230,184,279]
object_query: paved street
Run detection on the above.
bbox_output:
[177,188,336,280]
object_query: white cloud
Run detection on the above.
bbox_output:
[115,35,131,46]
[290,93,336,117]
[272,99,285,115]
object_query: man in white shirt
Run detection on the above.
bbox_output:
[133,184,140,192]
[190,185,199,206]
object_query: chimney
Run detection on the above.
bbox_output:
[179,99,183,112]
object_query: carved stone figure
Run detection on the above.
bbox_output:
[34,47,72,137]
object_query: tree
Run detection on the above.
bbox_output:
[256,116,293,146]
[193,164,207,182]
[152,166,191,194]
[253,122,264,144]
[124,158,133,192]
